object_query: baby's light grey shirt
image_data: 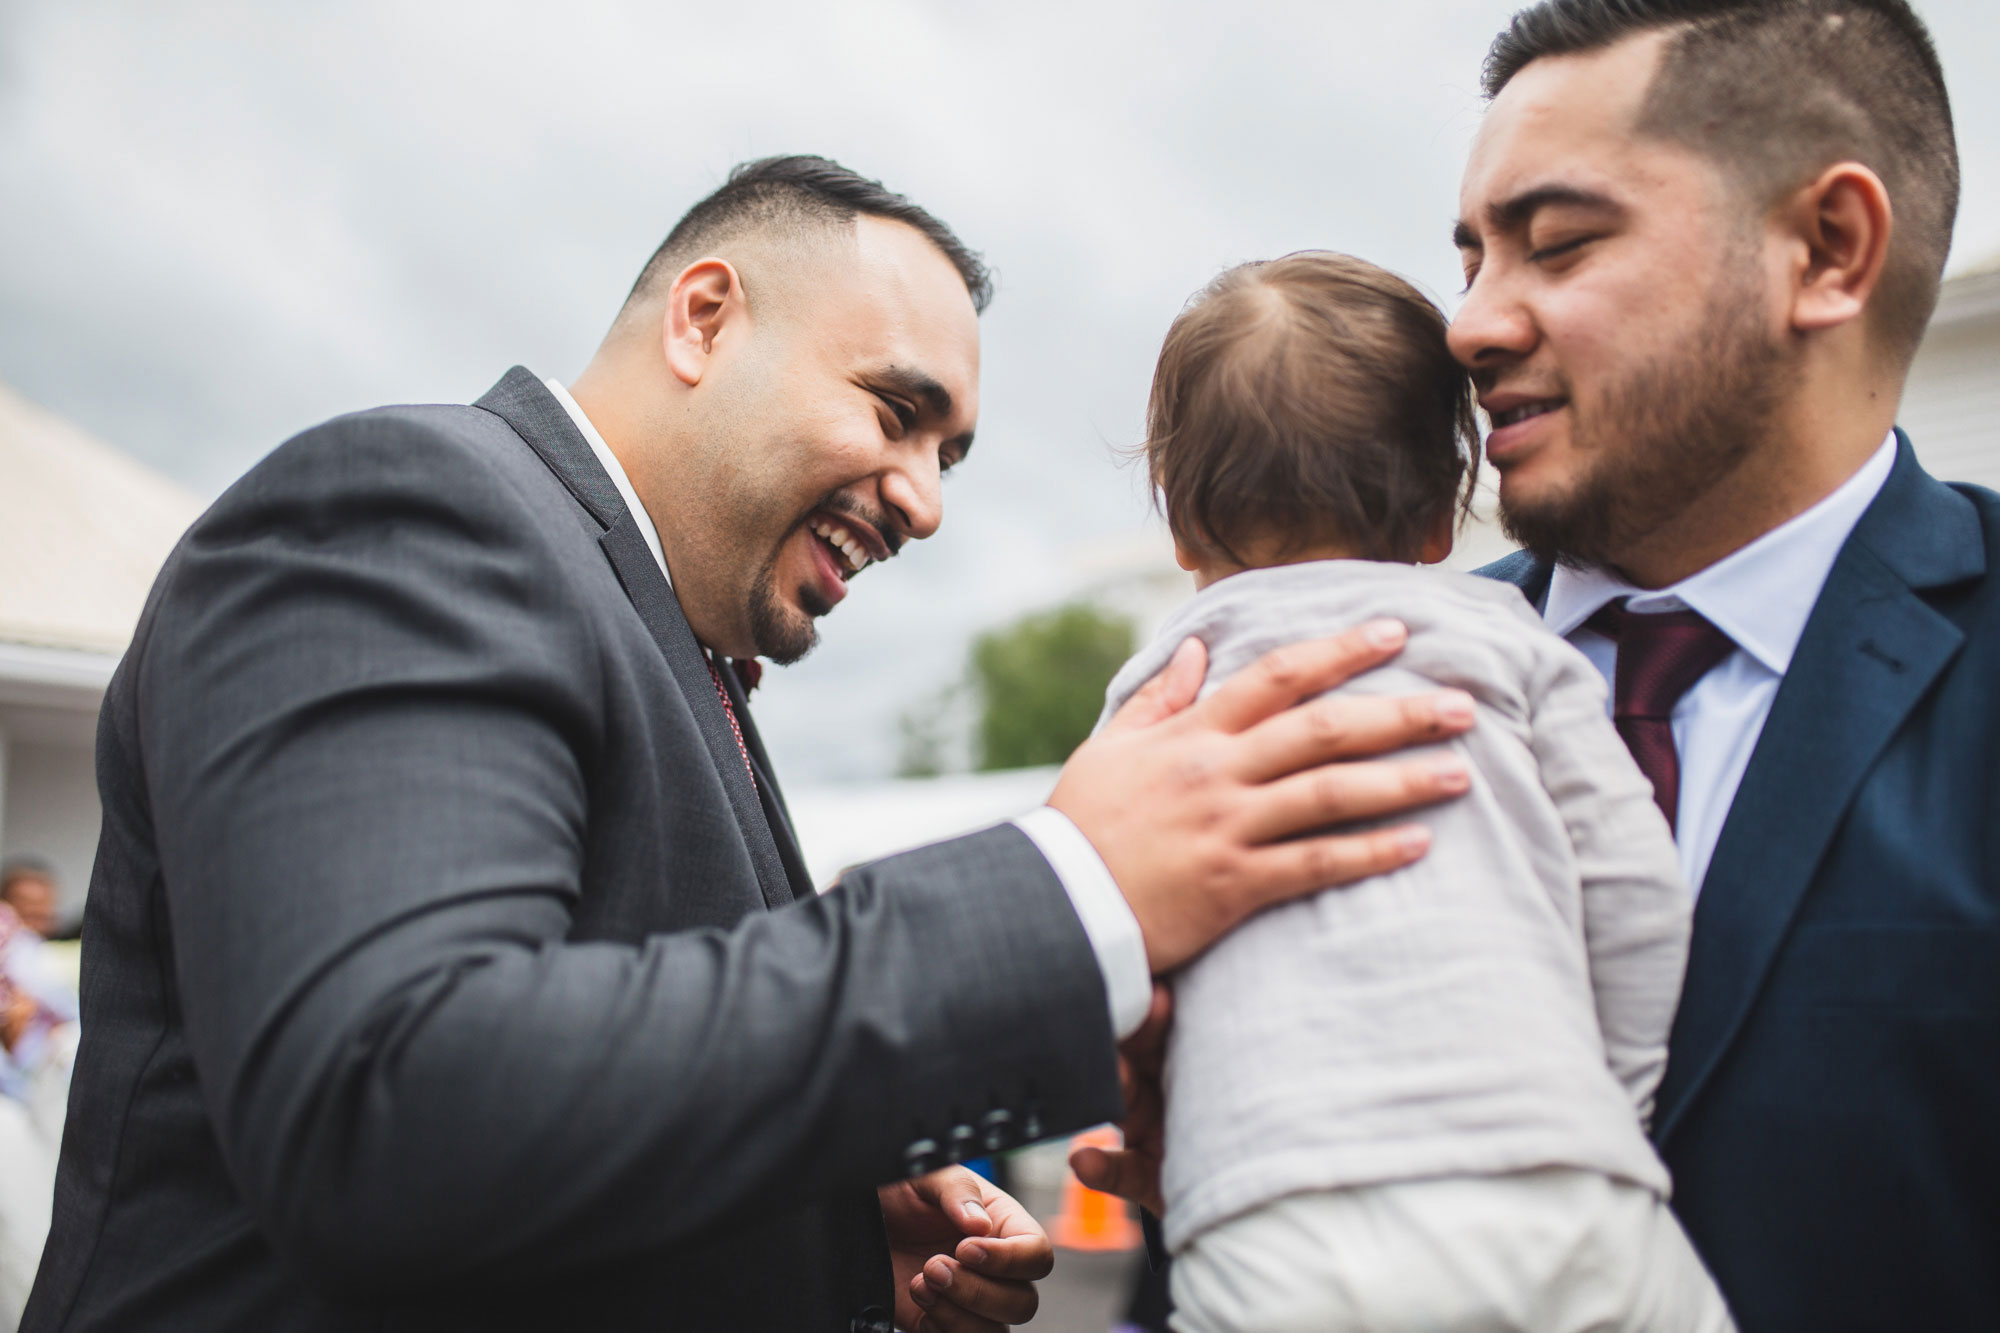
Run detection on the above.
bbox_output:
[1097,561,1690,1253]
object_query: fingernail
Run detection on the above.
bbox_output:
[961,1201,991,1231]
[1400,826,1433,856]
[911,1278,936,1308]
[960,1242,989,1267]
[1366,619,1407,648]
[1432,758,1471,791]
[928,1260,955,1290]
[1436,690,1476,726]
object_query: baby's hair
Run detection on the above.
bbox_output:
[1145,251,1480,565]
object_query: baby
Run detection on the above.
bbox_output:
[1099,253,1734,1332]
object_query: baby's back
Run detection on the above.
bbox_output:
[1096,561,1689,1252]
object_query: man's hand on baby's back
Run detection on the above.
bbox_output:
[1050,619,1476,974]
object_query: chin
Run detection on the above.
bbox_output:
[746,584,825,666]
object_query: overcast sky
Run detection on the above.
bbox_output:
[6,0,1998,782]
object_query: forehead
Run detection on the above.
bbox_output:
[791,218,980,410]
[1461,32,1695,224]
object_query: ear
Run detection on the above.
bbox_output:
[1782,162,1893,336]
[662,258,746,388]
[1417,508,1456,566]
[1173,534,1202,573]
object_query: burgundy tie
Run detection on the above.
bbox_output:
[1586,600,1735,832]
[704,653,758,786]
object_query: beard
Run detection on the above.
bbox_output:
[1498,264,1795,571]
[743,491,895,666]
[746,550,827,666]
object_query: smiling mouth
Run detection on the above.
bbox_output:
[1491,399,1567,429]
[807,515,877,581]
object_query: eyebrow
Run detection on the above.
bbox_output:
[1453,184,1624,251]
[872,365,975,457]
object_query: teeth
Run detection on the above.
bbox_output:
[809,519,874,576]
[1494,402,1561,429]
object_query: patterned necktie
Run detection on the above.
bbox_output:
[704,653,757,787]
[1586,600,1736,832]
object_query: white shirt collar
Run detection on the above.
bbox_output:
[544,377,671,587]
[1544,431,1898,675]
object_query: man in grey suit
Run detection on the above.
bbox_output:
[24,156,1473,1332]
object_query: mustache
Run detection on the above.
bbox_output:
[813,491,904,559]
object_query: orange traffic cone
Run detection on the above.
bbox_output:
[1051,1127,1143,1252]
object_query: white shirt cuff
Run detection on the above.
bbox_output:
[1011,806,1153,1039]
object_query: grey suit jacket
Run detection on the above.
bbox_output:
[24,368,1121,1333]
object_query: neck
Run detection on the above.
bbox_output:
[1192,542,1369,591]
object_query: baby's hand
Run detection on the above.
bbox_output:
[1070,983,1171,1217]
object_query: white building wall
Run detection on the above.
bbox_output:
[1902,314,2000,493]
[0,740,100,923]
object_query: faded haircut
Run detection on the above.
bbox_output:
[624,154,992,314]
[1484,0,1958,362]
[1145,252,1480,567]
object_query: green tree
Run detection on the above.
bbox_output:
[970,603,1135,771]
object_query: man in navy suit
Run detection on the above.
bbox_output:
[1085,2,1995,1329]
[1451,1,1995,1328]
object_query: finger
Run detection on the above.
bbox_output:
[954,1229,1054,1281]
[1238,823,1435,910]
[1124,984,1172,1071]
[1233,688,1477,783]
[907,1166,995,1238]
[1196,621,1407,734]
[1069,1144,1162,1213]
[1235,755,1471,844]
[1102,637,1208,734]
[922,1256,1039,1327]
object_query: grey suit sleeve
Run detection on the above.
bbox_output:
[1526,641,1692,1130]
[136,413,1120,1294]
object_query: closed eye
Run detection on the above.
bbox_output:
[1528,235,1595,264]
[875,392,916,433]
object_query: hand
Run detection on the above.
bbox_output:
[1050,621,1475,972]
[880,1166,1052,1331]
[1070,983,1171,1215]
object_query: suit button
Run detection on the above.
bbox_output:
[947,1122,978,1163]
[980,1108,1014,1152]
[850,1304,893,1333]
[904,1138,941,1178]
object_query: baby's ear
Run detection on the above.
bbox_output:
[1418,510,1456,566]
[1173,535,1202,573]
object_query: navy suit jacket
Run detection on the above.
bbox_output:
[1480,432,2000,1331]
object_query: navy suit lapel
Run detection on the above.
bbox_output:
[475,367,797,912]
[1477,549,1554,610]
[1475,440,1986,1141]
[1653,435,1982,1139]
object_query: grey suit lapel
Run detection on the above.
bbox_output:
[1653,435,1983,1141]
[474,366,796,912]
[714,660,816,898]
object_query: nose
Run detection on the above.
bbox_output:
[879,450,943,543]
[1447,268,1538,373]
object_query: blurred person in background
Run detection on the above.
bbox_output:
[0,902,77,1331]
[0,865,59,942]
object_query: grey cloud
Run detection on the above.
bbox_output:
[4,0,1996,781]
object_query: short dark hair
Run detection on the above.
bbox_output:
[1145,252,1479,566]
[0,857,56,896]
[626,154,992,313]
[1483,0,1958,360]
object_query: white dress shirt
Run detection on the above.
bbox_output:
[544,380,1153,1036]
[1542,432,1898,893]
